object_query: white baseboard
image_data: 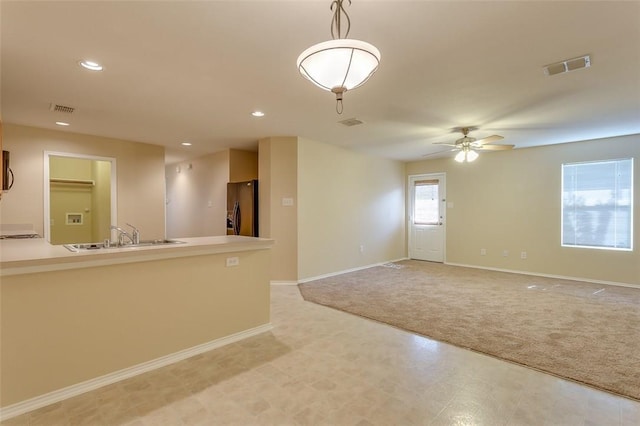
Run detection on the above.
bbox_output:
[270,280,299,286]
[298,258,409,284]
[445,262,639,289]
[0,323,273,422]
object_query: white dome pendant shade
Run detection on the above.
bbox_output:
[297,39,380,101]
[297,0,380,114]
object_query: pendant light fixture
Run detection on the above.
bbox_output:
[297,0,380,114]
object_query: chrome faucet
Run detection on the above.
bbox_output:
[110,224,140,246]
[126,223,140,244]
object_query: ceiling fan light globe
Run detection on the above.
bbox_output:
[467,150,479,162]
[454,150,466,163]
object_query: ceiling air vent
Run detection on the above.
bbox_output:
[338,117,364,127]
[544,55,591,76]
[49,103,75,114]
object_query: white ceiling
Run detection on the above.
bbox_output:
[2,1,639,164]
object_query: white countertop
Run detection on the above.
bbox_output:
[0,236,274,276]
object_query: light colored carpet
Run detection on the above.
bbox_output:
[298,260,640,401]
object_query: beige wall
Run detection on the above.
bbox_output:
[258,137,298,282]
[258,140,272,244]
[49,156,92,180]
[1,248,271,407]
[259,136,406,282]
[92,160,112,242]
[49,157,94,244]
[0,124,165,240]
[165,149,257,238]
[297,138,407,280]
[48,157,111,244]
[406,134,640,285]
[165,150,230,238]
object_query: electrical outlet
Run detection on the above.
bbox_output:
[480,248,486,256]
[359,245,364,253]
[502,250,509,257]
[226,257,239,267]
[521,251,527,259]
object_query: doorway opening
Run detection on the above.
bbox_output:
[44,152,117,244]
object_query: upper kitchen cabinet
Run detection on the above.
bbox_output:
[229,149,258,183]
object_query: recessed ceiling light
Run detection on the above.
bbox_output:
[55,121,70,126]
[79,60,103,71]
[251,111,265,117]
[181,142,192,146]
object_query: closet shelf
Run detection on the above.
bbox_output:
[50,178,95,186]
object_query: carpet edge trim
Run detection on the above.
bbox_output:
[300,297,640,403]
[297,258,409,284]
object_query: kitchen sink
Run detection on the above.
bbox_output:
[64,239,185,252]
[64,242,107,251]
[133,239,186,247]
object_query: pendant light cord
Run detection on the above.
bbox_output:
[330,0,351,39]
[331,0,350,114]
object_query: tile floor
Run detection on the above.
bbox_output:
[2,286,639,425]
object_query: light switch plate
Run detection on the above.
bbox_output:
[282,197,294,206]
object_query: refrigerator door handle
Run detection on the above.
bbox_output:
[232,201,241,235]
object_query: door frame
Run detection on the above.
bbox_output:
[408,172,446,261]
[44,151,117,243]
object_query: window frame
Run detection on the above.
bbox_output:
[413,179,440,226]
[560,157,634,251]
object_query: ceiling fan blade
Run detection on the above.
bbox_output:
[422,148,457,157]
[433,142,459,147]
[472,135,504,146]
[477,144,515,151]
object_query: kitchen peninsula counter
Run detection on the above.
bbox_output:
[0,235,273,276]
[0,235,274,418]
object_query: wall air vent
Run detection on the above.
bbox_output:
[338,117,364,127]
[544,55,591,76]
[49,103,75,114]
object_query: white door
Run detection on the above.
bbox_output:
[409,174,445,262]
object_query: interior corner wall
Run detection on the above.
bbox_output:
[258,140,272,242]
[406,134,640,286]
[165,150,229,238]
[258,137,298,282]
[297,138,406,281]
[0,124,165,239]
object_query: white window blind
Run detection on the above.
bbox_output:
[561,158,633,250]
[414,179,439,225]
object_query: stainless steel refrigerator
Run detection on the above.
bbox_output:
[226,180,259,237]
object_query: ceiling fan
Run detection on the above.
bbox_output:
[431,127,515,162]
